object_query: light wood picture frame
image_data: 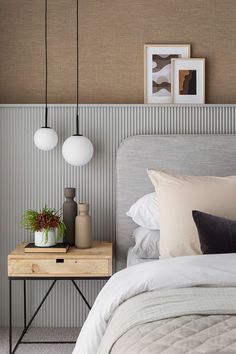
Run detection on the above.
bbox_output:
[171,58,205,104]
[144,44,191,104]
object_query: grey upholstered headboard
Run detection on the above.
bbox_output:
[116,134,236,271]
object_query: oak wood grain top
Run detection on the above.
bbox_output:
[8,241,112,260]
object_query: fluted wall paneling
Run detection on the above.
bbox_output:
[0,104,236,327]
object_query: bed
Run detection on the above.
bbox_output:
[73,135,236,354]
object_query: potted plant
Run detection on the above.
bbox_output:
[21,206,66,247]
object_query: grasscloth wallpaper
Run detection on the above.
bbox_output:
[0,0,235,104]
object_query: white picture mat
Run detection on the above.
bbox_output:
[145,45,190,104]
[172,59,205,104]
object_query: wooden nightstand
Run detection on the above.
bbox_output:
[8,241,112,278]
[8,241,112,354]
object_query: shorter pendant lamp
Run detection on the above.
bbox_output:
[62,0,93,166]
[34,0,58,151]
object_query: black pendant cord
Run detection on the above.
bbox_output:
[75,0,81,136]
[44,0,48,128]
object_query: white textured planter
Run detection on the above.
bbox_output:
[35,229,56,247]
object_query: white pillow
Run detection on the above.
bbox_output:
[132,227,160,259]
[126,192,160,230]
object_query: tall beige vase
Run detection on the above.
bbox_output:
[75,203,92,248]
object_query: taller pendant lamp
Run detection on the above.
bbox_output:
[34,0,58,151]
[62,0,93,166]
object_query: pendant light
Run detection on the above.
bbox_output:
[34,0,58,151]
[62,0,93,166]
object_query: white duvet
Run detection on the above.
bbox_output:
[73,253,236,354]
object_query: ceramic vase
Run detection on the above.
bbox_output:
[35,229,56,247]
[75,203,92,249]
[63,187,77,246]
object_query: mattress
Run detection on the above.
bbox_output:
[127,247,156,267]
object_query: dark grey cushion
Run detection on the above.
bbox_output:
[192,210,236,254]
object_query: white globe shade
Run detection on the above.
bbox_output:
[34,127,58,151]
[62,135,94,166]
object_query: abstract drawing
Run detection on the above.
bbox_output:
[152,54,179,97]
[179,70,197,95]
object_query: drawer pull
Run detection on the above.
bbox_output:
[56,259,64,263]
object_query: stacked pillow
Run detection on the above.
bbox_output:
[192,210,236,255]
[126,193,160,259]
[127,169,236,261]
[148,169,236,259]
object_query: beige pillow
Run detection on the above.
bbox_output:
[148,169,236,259]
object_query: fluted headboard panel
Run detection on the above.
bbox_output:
[116,135,236,271]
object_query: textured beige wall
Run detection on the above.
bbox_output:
[0,0,235,104]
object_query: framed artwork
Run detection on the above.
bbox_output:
[144,44,190,104]
[171,58,205,104]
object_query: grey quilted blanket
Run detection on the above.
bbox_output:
[98,287,236,354]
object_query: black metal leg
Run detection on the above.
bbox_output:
[8,278,98,352]
[23,280,26,330]
[71,280,91,310]
[11,280,57,353]
[21,280,57,334]
[9,279,12,354]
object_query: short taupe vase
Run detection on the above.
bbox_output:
[75,203,92,249]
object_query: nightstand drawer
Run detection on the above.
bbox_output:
[8,258,111,277]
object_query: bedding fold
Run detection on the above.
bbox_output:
[98,287,236,353]
[72,254,236,354]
